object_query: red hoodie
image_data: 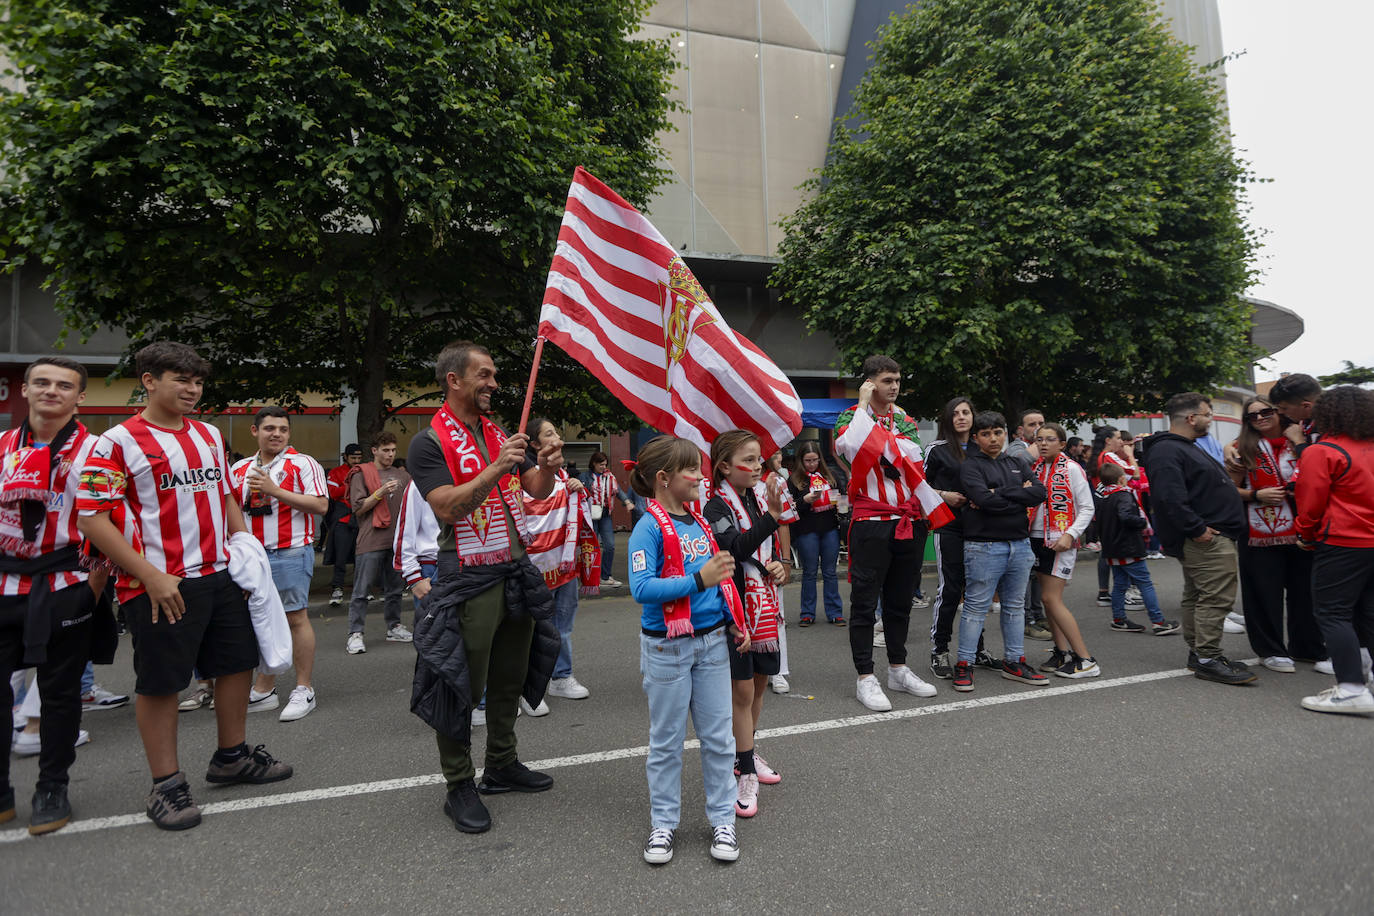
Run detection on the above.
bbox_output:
[1295,435,1374,547]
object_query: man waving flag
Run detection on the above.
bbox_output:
[539,167,801,456]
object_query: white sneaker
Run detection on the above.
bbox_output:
[1314,659,1335,676]
[873,629,887,648]
[1146,551,1167,560]
[887,665,937,698]
[472,707,486,727]
[246,688,279,713]
[602,577,623,589]
[279,686,316,722]
[1301,686,1374,716]
[769,675,789,695]
[1223,612,1246,635]
[82,684,130,710]
[1262,656,1296,673]
[1124,587,1144,607]
[709,823,740,862]
[991,601,1002,614]
[12,728,89,757]
[346,632,366,655]
[911,594,931,609]
[874,618,885,634]
[546,676,590,700]
[520,697,550,717]
[386,623,413,642]
[734,773,759,817]
[856,675,892,711]
[329,588,343,606]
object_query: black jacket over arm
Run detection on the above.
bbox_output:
[958,450,1047,541]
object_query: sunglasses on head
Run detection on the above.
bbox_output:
[1246,407,1277,422]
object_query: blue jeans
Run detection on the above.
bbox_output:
[594,514,615,578]
[1111,560,1164,623]
[795,527,843,621]
[640,628,736,829]
[552,580,579,679]
[959,539,1034,663]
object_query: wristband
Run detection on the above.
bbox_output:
[694,571,705,592]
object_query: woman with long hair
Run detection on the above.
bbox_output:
[1294,386,1374,714]
[787,441,843,626]
[1229,396,1325,673]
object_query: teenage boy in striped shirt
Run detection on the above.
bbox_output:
[230,406,328,721]
[77,342,293,831]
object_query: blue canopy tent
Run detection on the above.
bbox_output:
[799,398,853,430]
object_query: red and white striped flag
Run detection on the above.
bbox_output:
[539,167,802,456]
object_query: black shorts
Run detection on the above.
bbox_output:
[728,639,781,680]
[126,569,259,696]
[1032,541,1078,580]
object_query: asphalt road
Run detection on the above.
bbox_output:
[4,543,1371,914]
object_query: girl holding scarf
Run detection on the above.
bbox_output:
[1028,424,1099,678]
[703,431,787,820]
[787,441,844,626]
[1228,397,1326,673]
[626,436,747,866]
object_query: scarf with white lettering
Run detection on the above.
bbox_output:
[718,484,780,652]
[1245,437,1298,546]
[1032,453,1077,547]
[0,420,81,558]
[645,498,744,638]
[430,405,527,565]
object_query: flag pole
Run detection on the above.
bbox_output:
[517,336,546,435]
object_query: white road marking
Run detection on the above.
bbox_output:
[0,663,1205,844]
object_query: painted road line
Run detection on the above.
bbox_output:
[0,663,1200,844]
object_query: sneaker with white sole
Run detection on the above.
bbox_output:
[710,823,740,862]
[386,623,413,642]
[1301,686,1374,716]
[752,751,781,785]
[644,827,675,865]
[887,665,937,697]
[735,773,759,817]
[1054,655,1101,679]
[82,684,129,711]
[1223,612,1246,635]
[602,577,623,589]
[346,632,366,655]
[1314,659,1335,675]
[279,686,316,722]
[471,707,486,727]
[872,630,886,648]
[856,675,892,711]
[769,675,789,695]
[546,676,590,700]
[329,588,343,606]
[12,728,89,757]
[1262,656,1296,673]
[520,697,550,717]
[247,688,279,713]
[177,684,213,712]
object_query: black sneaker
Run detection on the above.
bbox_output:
[1096,593,1111,606]
[644,827,675,865]
[206,744,294,786]
[28,785,71,836]
[479,760,554,794]
[1110,616,1145,633]
[1038,647,1069,673]
[146,772,202,831]
[1187,650,1200,670]
[930,651,954,680]
[1194,656,1258,685]
[1002,656,1050,686]
[1152,619,1181,636]
[444,779,492,833]
[0,786,15,825]
[974,649,1002,671]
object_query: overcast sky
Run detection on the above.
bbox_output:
[1216,0,1374,381]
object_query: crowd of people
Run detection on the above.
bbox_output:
[3,344,1372,868]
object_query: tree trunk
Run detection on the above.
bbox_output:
[354,297,390,446]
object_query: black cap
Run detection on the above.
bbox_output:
[344,443,364,456]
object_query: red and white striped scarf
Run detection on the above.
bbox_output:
[1032,453,1077,547]
[718,484,780,653]
[590,469,616,508]
[430,406,528,565]
[524,469,592,590]
[1245,437,1298,546]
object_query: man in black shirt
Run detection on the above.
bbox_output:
[408,340,563,835]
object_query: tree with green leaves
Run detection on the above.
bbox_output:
[1318,361,1374,388]
[773,0,1259,421]
[0,0,675,440]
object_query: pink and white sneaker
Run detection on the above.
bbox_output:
[753,752,781,785]
[735,774,759,817]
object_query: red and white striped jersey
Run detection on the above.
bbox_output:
[229,448,327,550]
[524,471,582,590]
[834,405,926,518]
[588,469,618,509]
[77,415,233,601]
[0,424,96,595]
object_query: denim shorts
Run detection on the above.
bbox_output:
[266,545,314,612]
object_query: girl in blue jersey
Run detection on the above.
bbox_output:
[627,436,747,866]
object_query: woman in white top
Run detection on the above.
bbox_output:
[1030,423,1098,678]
